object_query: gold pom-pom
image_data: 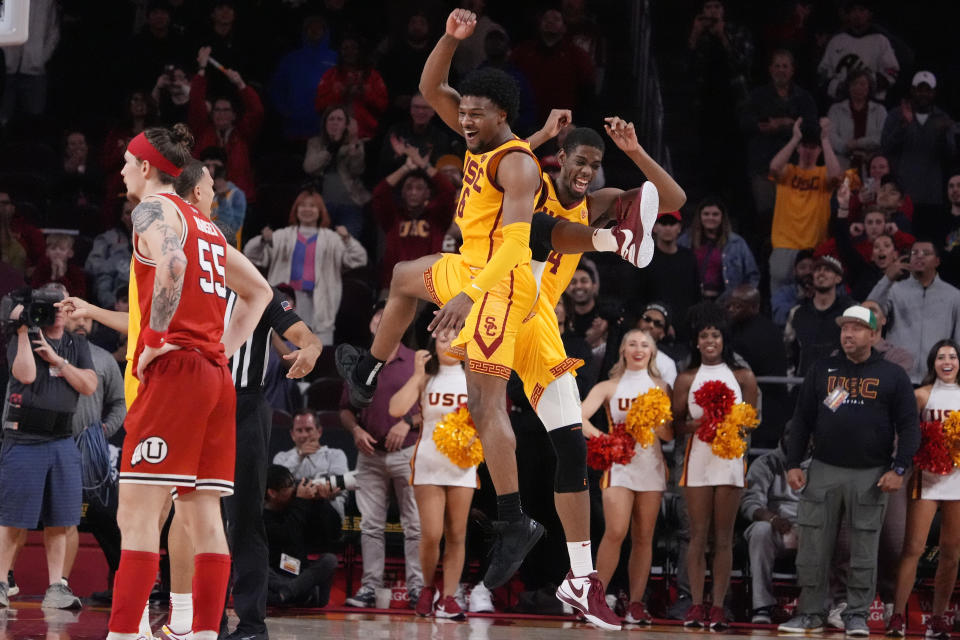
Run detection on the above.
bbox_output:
[710,402,759,460]
[433,406,484,468]
[711,420,748,459]
[944,412,960,468]
[727,402,760,432]
[625,387,672,448]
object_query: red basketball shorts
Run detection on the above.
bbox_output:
[120,349,236,496]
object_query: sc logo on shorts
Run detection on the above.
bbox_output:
[131,437,169,467]
[483,316,498,337]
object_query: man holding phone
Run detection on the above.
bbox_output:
[868,239,960,383]
[0,283,97,609]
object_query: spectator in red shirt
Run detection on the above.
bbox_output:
[189,46,264,202]
[818,206,914,267]
[315,35,388,141]
[510,9,595,124]
[30,234,86,299]
[372,147,455,290]
[848,153,914,222]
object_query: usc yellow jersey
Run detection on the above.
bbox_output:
[124,256,141,409]
[455,137,544,268]
[537,174,590,308]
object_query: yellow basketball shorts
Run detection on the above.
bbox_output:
[424,253,537,380]
[513,295,583,410]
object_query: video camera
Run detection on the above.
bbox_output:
[0,287,62,331]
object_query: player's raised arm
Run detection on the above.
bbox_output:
[221,244,273,358]
[527,109,572,151]
[589,117,686,225]
[419,9,477,134]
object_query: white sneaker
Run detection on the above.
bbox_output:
[468,582,495,613]
[611,181,660,269]
[555,571,621,631]
[828,602,848,629]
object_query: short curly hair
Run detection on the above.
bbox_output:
[561,127,605,155]
[458,67,520,124]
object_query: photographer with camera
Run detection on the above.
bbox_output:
[272,408,350,520]
[0,283,96,608]
[263,465,338,608]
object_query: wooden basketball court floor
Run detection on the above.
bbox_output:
[0,599,813,640]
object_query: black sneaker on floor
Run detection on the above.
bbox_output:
[335,344,376,408]
[483,515,545,589]
[89,589,112,604]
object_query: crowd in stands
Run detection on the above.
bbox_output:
[2,0,960,630]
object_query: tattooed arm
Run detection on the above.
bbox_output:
[133,198,187,379]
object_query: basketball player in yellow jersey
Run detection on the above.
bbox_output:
[504,120,685,624]
[518,120,687,409]
[338,7,588,612]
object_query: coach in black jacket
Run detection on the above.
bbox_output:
[779,305,919,636]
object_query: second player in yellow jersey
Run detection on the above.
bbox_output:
[513,171,589,407]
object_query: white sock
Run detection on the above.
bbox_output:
[567,541,594,577]
[591,228,618,252]
[138,604,151,635]
[106,634,139,640]
[193,632,217,640]
[168,592,193,633]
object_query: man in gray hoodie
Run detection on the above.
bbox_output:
[741,429,808,624]
[867,239,960,383]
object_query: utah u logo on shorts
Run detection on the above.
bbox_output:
[131,437,169,467]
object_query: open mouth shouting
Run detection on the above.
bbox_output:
[571,175,590,194]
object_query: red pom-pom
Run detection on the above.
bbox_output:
[692,380,736,443]
[586,424,637,471]
[915,421,953,475]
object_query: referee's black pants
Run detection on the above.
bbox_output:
[223,392,272,636]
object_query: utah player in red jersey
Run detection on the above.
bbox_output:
[107,125,271,640]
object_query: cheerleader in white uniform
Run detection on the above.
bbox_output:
[672,309,757,630]
[581,329,672,625]
[889,340,960,639]
[390,330,475,619]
